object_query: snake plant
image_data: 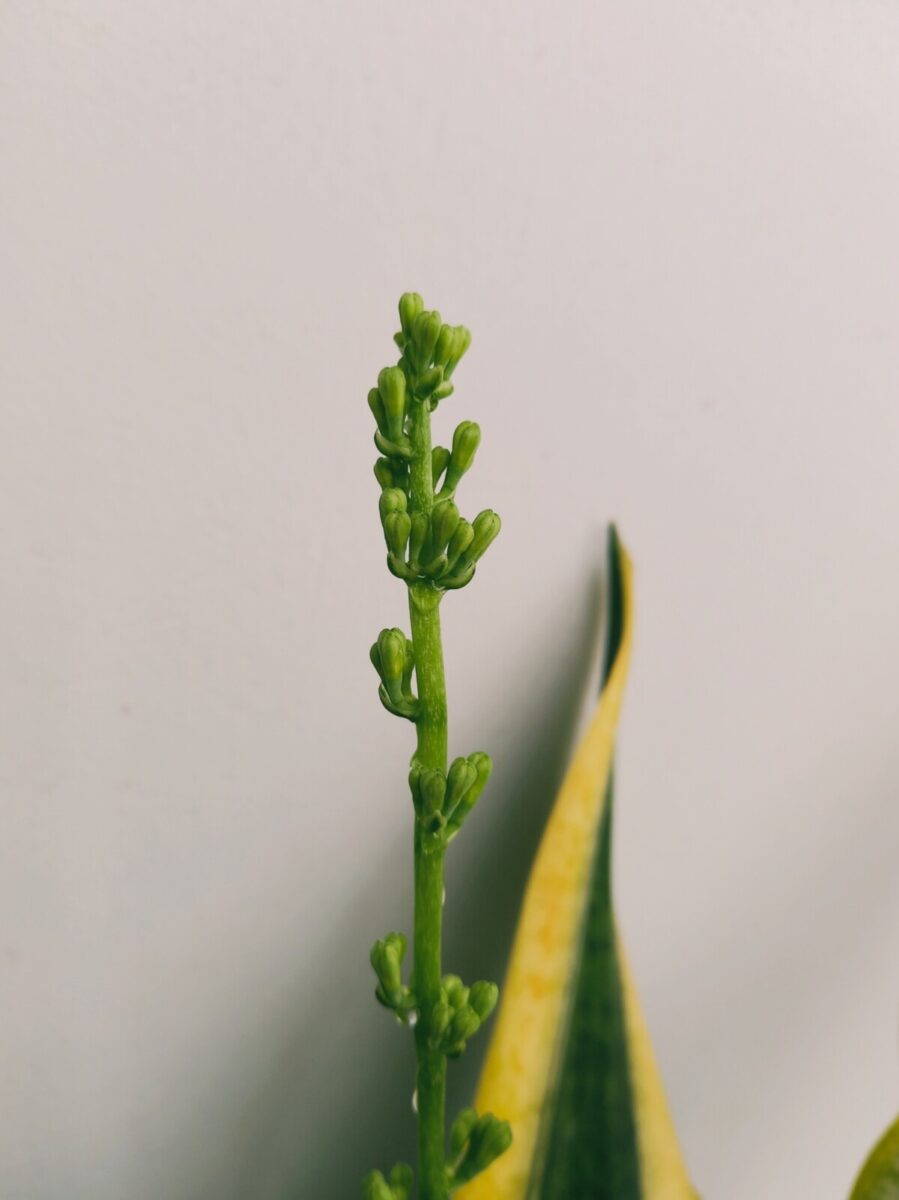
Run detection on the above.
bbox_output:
[359,294,898,1200]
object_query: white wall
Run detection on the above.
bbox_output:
[2,3,898,1198]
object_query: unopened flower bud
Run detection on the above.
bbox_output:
[374,458,396,489]
[409,511,429,569]
[445,519,474,572]
[444,756,477,818]
[468,980,499,1022]
[468,509,501,561]
[378,367,407,441]
[445,752,492,839]
[368,388,388,435]
[431,445,451,487]
[442,974,468,1009]
[370,931,407,1004]
[442,421,480,493]
[388,1163,413,1200]
[432,323,456,369]
[418,768,446,821]
[383,511,411,558]
[378,488,407,519]
[373,628,408,704]
[450,1107,479,1157]
[448,1003,481,1052]
[429,500,460,555]
[409,310,442,372]
[444,325,471,379]
[362,1170,393,1200]
[398,292,424,338]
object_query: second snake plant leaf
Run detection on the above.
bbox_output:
[457,527,697,1200]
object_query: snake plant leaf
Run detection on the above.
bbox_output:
[849,1116,899,1200]
[457,527,696,1200]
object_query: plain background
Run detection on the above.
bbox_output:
[2,3,898,1198]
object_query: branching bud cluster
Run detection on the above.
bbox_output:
[370,294,500,595]
[429,973,499,1058]
[409,752,493,841]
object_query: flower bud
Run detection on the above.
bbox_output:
[450,1107,479,1157]
[444,756,477,819]
[362,1170,394,1200]
[370,931,407,1004]
[452,420,481,473]
[374,458,395,489]
[442,420,481,493]
[429,500,460,555]
[444,325,471,379]
[409,511,429,569]
[445,752,492,839]
[368,387,388,435]
[445,519,474,572]
[432,323,456,369]
[373,628,407,705]
[378,488,407,519]
[383,511,411,558]
[388,1163,413,1200]
[431,445,451,487]
[468,509,501,561]
[468,980,499,1022]
[398,292,424,338]
[418,768,446,821]
[378,367,407,441]
[446,1003,481,1055]
[409,310,442,372]
[442,974,468,1009]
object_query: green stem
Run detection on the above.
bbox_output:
[408,398,449,1200]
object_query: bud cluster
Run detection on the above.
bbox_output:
[362,1162,414,1200]
[408,752,493,841]
[369,292,500,594]
[380,490,501,593]
[370,932,416,1023]
[429,973,499,1059]
[369,627,418,721]
[447,1107,513,1188]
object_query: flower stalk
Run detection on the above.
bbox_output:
[363,295,511,1200]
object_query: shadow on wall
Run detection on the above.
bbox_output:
[214,566,605,1200]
